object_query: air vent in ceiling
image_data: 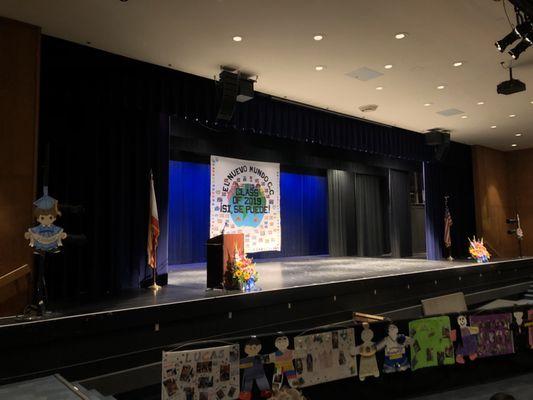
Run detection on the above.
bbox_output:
[359,104,378,112]
[346,67,383,81]
[437,108,464,117]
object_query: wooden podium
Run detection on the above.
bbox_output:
[206,233,244,289]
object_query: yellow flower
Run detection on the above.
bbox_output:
[235,270,243,277]
[244,273,251,281]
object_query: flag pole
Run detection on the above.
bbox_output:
[148,264,161,291]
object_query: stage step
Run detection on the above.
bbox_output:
[0,375,115,399]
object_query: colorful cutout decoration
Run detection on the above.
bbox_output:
[24,187,67,252]
[292,328,357,388]
[470,313,514,358]
[409,316,455,371]
[355,323,380,380]
[162,344,240,400]
[269,336,297,390]
[377,323,412,373]
[528,310,533,349]
[453,315,479,364]
[239,338,271,400]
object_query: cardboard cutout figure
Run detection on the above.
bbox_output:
[355,323,380,381]
[453,315,479,364]
[24,187,67,252]
[512,311,527,352]
[377,323,412,373]
[270,336,297,390]
[239,338,272,400]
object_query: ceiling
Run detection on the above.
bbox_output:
[2,0,533,150]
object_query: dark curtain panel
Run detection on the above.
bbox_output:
[389,169,412,258]
[355,174,388,256]
[327,170,357,256]
[424,143,476,260]
[40,37,169,301]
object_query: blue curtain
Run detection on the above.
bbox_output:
[168,163,328,264]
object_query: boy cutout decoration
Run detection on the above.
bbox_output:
[269,336,297,391]
[453,315,479,364]
[239,338,272,400]
[377,323,412,373]
[512,311,527,351]
[355,323,380,381]
[24,187,67,253]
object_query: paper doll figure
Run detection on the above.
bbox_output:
[377,323,412,373]
[512,311,527,351]
[355,323,380,381]
[24,187,67,253]
[269,336,297,390]
[239,338,272,400]
[453,315,479,364]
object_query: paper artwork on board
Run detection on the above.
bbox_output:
[292,328,357,388]
[408,316,455,371]
[469,313,514,358]
[162,344,240,400]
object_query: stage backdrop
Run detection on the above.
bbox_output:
[210,155,281,252]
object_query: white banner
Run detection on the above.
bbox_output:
[292,328,357,387]
[162,344,240,400]
[210,155,281,252]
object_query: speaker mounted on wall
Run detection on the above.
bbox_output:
[425,128,451,162]
[216,68,255,121]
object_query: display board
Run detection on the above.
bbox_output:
[210,155,281,252]
[408,316,454,371]
[162,344,240,400]
[292,328,357,387]
[470,313,514,358]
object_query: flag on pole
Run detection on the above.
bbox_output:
[147,171,160,269]
[444,199,453,248]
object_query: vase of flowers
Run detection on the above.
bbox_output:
[468,236,491,263]
[225,247,259,292]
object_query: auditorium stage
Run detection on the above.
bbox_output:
[1,256,532,385]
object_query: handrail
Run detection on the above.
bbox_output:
[0,264,31,288]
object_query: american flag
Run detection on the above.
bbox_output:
[444,202,453,248]
[147,172,160,269]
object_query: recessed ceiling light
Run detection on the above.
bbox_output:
[376,86,384,90]
[453,61,463,67]
[477,101,485,105]
[511,143,518,147]
[437,85,445,90]
[315,65,325,71]
[461,115,468,119]
[491,125,497,129]
[424,103,433,107]
[313,34,324,41]
[509,114,516,118]
[515,133,523,137]
[395,32,407,39]
[232,36,243,42]
[530,101,533,104]
[384,64,393,69]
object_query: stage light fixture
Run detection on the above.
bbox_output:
[509,32,533,59]
[495,21,532,52]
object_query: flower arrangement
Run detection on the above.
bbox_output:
[225,248,259,291]
[468,236,491,263]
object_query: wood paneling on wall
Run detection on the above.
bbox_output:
[472,145,532,258]
[0,17,41,316]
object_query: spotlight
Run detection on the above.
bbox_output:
[509,32,533,59]
[495,21,532,52]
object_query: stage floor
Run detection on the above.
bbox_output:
[1,255,526,326]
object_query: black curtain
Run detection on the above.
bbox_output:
[355,174,389,256]
[389,170,412,258]
[327,170,357,256]
[424,143,476,260]
[40,37,169,301]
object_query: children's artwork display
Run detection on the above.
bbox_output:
[470,313,514,358]
[355,323,379,381]
[377,323,412,373]
[269,336,297,390]
[453,315,479,364]
[162,344,240,400]
[292,328,357,388]
[408,316,454,371]
[239,338,271,400]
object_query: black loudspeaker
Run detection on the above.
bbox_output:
[426,130,450,162]
[217,71,239,121]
